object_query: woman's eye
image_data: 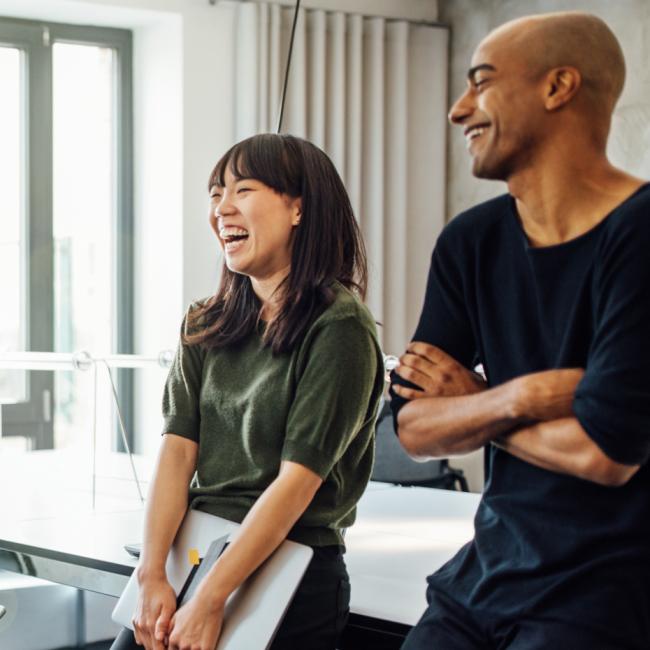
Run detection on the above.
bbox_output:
[237,187,252,194]
[210,193,221,200]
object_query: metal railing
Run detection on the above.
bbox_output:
[0,350,174,508]
[0,350,399,507]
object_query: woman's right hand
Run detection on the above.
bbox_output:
[132,572,177,650]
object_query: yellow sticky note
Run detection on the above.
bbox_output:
[188,548,200,566]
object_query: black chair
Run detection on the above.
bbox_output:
[372,400,469,492]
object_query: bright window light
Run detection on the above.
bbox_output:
[53,42,115,449]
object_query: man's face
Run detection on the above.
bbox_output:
[448,32,543,181]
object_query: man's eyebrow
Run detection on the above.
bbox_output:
[467,63,496,82]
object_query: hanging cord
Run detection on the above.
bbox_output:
[276,0,301,133]
[100,360,145,504]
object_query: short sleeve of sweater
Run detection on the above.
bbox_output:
[281,315,381,479]
[390,222,477,420]
[573,207,650,466]
[161,308,205,442]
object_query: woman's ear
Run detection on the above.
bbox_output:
[544,66,581,111]
[291,198,302,226]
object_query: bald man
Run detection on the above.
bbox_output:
[390,12,650,650]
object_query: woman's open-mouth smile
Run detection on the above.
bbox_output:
[220,226,250,253]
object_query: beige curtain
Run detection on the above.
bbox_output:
[232,2,448,355]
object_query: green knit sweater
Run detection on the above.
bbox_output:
[162,284,384,547]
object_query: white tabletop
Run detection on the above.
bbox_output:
[0,450,480,626]
[0,447,150,520]
[346,484,479,625]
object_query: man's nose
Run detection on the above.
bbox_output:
[448,88,475,125]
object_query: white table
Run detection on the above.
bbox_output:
[347,484,479,626]
[0,451,480,640]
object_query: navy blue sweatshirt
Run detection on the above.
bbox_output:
[391,184,650,645]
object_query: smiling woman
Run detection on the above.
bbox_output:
[209,170,300,299]
[110,133,385,650]
[188,133,368,354]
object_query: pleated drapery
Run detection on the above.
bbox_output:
[231,2,448,355]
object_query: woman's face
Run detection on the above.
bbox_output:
[209,166,301,283]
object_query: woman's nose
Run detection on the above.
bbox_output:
[216,194,236,217]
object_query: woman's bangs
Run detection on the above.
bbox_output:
[229,146,260,183]
[209,135,298,196]
[207,142,256,189]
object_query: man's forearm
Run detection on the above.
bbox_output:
[396,367,584,459]
[496,417,639,486]
[397,381,520,458]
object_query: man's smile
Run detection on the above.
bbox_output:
[464,123,490,149]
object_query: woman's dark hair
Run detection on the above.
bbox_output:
[184,133,368,354]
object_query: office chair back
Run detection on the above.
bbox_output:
[372,400,468,491]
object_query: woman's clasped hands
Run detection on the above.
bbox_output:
[133,574,224,650]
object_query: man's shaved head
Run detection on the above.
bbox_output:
[480,12,626,113]
[449,11,627,180]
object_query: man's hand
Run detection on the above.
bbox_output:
[511,368,585,422]
[167,589,225,650]
[132,574,177,650]
[392,342,487,400]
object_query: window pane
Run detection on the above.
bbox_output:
[0,46,26,404]
[53,42,115,448]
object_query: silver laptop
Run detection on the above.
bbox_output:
[112,509,313,650]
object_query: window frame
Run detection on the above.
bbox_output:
[0,16,134,450]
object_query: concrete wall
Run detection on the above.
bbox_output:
[438,0,650,491]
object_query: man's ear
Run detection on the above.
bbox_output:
[544,66,581,111]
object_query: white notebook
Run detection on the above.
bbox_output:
[112,509,313,650]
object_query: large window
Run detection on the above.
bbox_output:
[0,45,26,407]
[0,18,133,451]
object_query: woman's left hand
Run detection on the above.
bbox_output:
[166,593,225,650]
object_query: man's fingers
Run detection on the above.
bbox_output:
[394,363,433,390]
[392,383,428,400]
[407,341,454,365]
[399,352,436,372]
